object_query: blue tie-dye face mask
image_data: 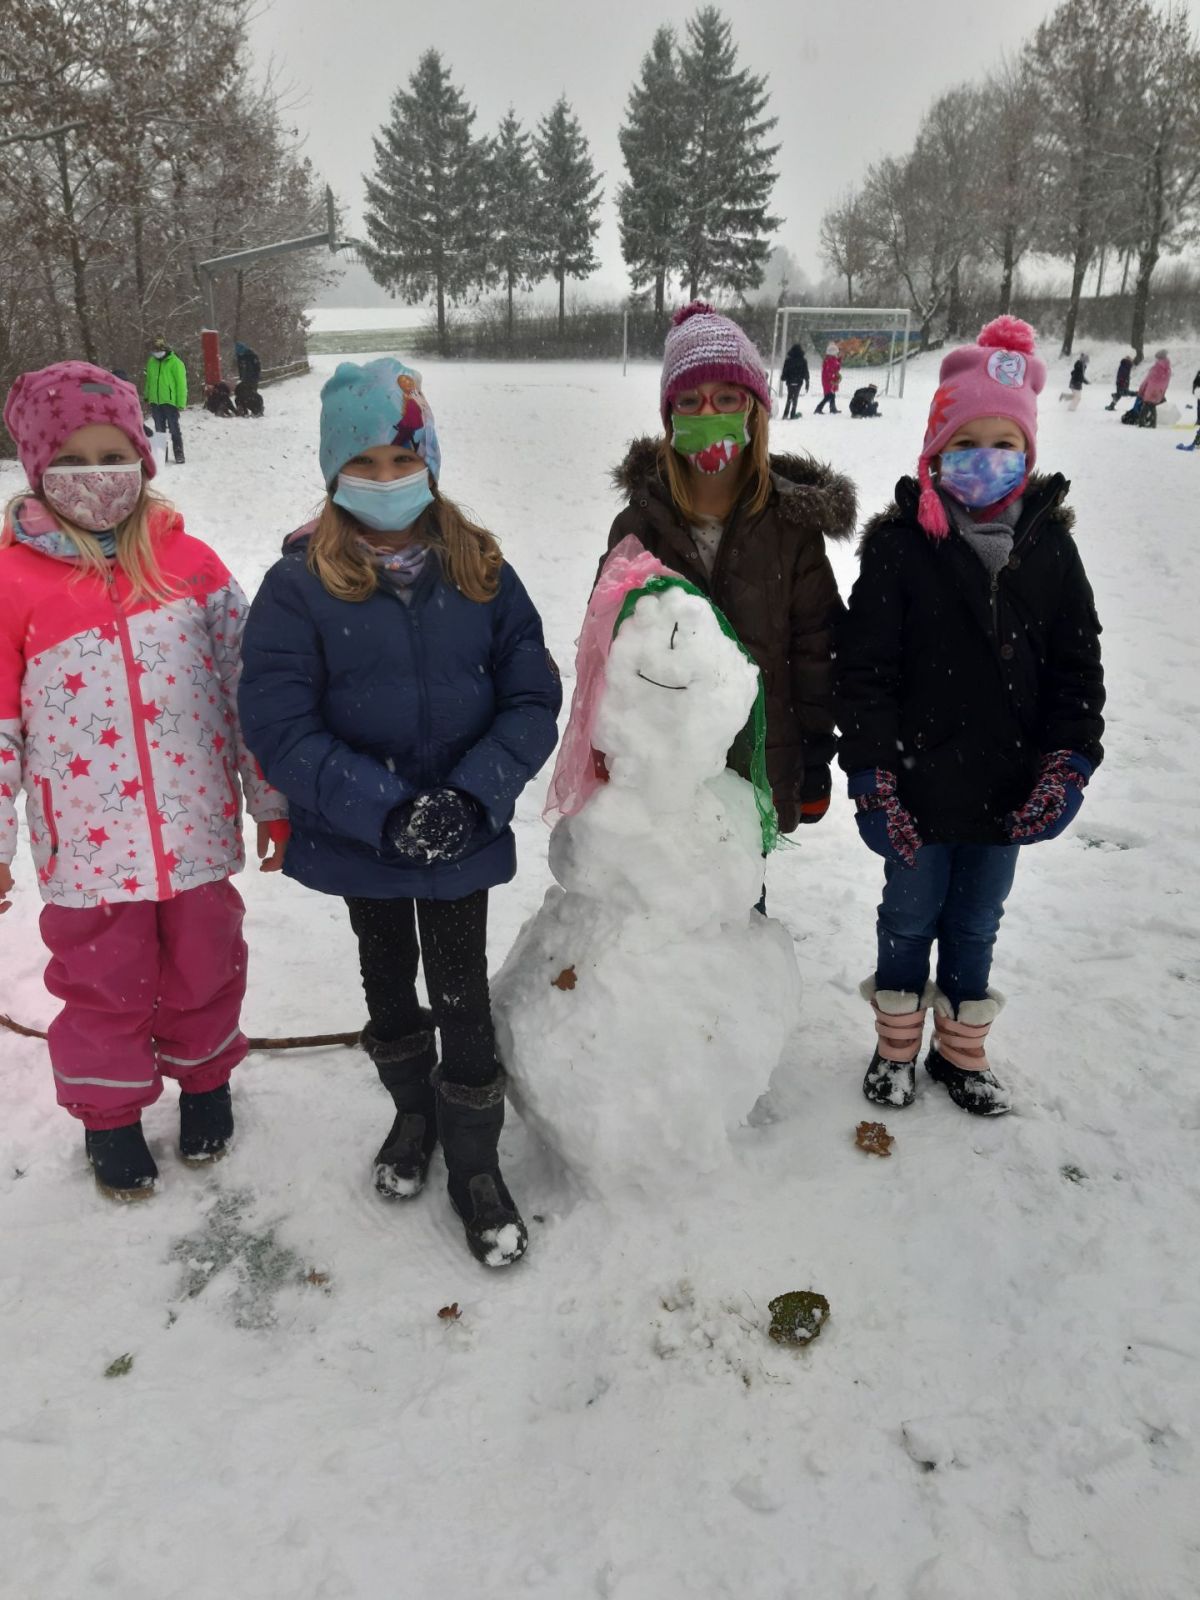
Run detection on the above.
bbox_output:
[937,448,1027,509]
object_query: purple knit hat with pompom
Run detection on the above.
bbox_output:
[660,302,771,425]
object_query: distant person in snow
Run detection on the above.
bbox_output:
[237,358,562,1269]
[1105,352,1137,410]
[204,380,236,418]
[143,335,188,463]
[234,380,264,418]
[849,383,881,418]
[780,342,809,418]
[234,341,261,389]
[1122,348,1171,428]
[1059,353,1089,410]
[0,361,287,1200]
[603,301,855,850]
[836,317,1104,1119]
[814,342,842,414]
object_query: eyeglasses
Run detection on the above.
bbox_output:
[671,387,749,416]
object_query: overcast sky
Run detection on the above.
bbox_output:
[250,0,1200,299]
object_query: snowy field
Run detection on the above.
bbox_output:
[2,337,1199,1598]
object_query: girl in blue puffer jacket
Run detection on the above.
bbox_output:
[238,359,561,1267]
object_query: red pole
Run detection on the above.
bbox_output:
[202,328,221,389]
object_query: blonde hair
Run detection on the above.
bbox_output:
[306,485,503,604]
[659,399,773,521]
[3,481,179,606]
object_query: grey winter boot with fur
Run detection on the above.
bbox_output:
[434,1068,528,1268]
[362,1017,439,1198]
[925,988,1012,1116]
[860,979,935,1108]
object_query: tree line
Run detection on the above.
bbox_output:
[819,0,1200,359]
[0,0,332,429]
[362,6,781,351]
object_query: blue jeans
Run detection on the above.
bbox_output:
[874,843,1019,1010]
[150,402,183,455]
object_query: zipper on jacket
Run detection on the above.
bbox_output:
[381,586,434,789]
[106,569,173,898]
[40,777,59,872]
[989,495,1059,645]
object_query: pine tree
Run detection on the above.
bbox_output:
[617,26,686,315]
[677,6,779,301]
[533,97,602,334]
[362,50,491,355]
[487,109,540,345]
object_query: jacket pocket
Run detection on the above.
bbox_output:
[40,777,59,873]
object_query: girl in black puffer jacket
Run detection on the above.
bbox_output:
[836,319,1104,1118]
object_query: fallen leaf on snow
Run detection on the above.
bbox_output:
[856,1120,894,1157]
[437,1303,461,1321]
[104,1353,134,1378]
[551,965,577,991]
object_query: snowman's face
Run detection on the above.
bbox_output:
[595,587,759,777]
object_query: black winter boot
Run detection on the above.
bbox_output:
[179,1082,234,1163]
[85,1123,158,1199]
[434,1069,528,1268]
[925,990,1012,1116]
[362,1019,438,1198]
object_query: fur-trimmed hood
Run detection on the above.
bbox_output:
[859,471,1074,549]
[611,435,857,541]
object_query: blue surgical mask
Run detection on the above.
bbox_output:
[333,470,434,532]
[937,448,1027,509]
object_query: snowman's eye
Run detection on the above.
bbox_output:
[669,624,679,651]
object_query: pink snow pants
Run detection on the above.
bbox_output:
[39,879,248,1130]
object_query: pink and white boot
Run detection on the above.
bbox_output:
[926,988,1012,1116]
[860,980,936,1108]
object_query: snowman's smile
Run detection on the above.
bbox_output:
[636,670,689,692]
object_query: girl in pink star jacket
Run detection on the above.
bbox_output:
[0,361,288,1199]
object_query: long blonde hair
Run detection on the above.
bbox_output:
[307,485,503,604]
[3,481,180,605]
[659,398,773,522]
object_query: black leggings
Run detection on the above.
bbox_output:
[345,891,496,1087]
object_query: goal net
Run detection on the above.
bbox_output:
[768,306,916,398]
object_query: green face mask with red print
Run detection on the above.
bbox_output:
[670,410,749,475]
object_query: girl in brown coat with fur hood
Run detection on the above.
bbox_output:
[604,303,857,834]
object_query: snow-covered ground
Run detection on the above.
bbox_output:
[2,335,1199,1599]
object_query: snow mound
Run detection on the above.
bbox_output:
[494,584,801,1197]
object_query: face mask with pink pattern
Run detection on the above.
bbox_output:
[41,463,143,532]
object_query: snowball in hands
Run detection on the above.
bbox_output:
[493,585,801,1197]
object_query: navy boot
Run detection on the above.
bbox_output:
[85,1122,158,1199]
[363,1019,438,1198]
[434,1070,528,1267]
[179,1082,234,1163]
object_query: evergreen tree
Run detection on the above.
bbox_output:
[617,26,686,315]
[533,96,602,334]
[487,108,540,345]
[677,6,779,301]
[362,50,491,355]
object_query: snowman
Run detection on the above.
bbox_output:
[493,543,801,1198]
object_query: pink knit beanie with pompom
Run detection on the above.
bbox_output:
[660,302,771,425]
[917,316,1045,538]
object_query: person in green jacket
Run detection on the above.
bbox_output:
[143,335,188,463]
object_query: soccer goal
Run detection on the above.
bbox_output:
[768,306,916,398]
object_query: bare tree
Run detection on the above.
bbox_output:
[974,61,1051,314]
[818,190,874,306]
[1025,0,1151,355]
[1115,5,1200,359]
